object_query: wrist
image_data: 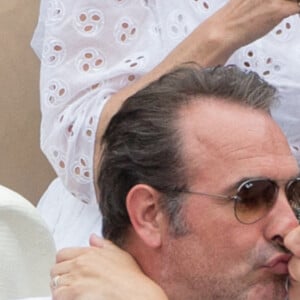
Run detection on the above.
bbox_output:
[192,17,238,66]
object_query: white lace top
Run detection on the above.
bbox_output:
[32,0,300,205]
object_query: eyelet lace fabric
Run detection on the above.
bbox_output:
[227,14,300,165]
[32,0,300,205]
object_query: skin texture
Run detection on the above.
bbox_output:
[285,227,300,299]
[51,100,300,300]
[51,235,168,300]
[124,100,300,300]
[50,0,300,297]
[94,0,300,185]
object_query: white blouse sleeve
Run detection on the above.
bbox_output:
[31,0,163,204]
[32,0,300,207]
[226,14,300,165]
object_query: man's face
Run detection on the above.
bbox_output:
[159,100,299,300]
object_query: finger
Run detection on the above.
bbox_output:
[52,249,107,277]
[52,286,71,300]
[288,256,300,282]
[89,236,118,250]
[55,247,112,274]
[89,234,105,248]
[89,237,129,257]
[52,248,116,278]
[56,247,91,263]
[53,286,88,300]
[51,276,76,300]
[50,273,72,292]
[284,226,300,256]
[50,274,61,291]
[51,260,74,278]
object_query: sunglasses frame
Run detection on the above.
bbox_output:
[177,177,300,224]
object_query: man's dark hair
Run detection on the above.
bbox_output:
[98,64,277,246]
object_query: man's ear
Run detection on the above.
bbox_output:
[126,184,165,248]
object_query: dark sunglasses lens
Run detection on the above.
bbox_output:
[286,178,300,220]
[235,179,277,224]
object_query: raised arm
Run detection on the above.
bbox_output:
[32,0,300,203]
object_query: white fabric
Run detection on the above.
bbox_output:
[38,178,102,250]
[0,185,56,300]
[18,298,50,300]
[31,0,300,248]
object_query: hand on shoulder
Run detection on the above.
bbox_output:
[50,235,168,300]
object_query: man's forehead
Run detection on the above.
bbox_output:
[176,98,268,140]
[176,99,297,182]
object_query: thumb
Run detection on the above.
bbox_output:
[89,233,105,248]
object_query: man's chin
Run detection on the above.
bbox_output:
[246,277,287,300]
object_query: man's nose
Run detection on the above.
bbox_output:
[264,189,299,242]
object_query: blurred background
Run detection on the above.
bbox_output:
[0,0,55,205]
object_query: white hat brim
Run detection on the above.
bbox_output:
[0,185,56,299]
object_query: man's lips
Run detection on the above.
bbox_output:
[263,254,292,275]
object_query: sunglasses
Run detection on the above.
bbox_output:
[179,177,300,224]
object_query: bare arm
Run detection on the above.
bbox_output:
[33,0,300,203]
[94,0,300,179]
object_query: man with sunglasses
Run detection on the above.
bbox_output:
[51,64,300,300]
